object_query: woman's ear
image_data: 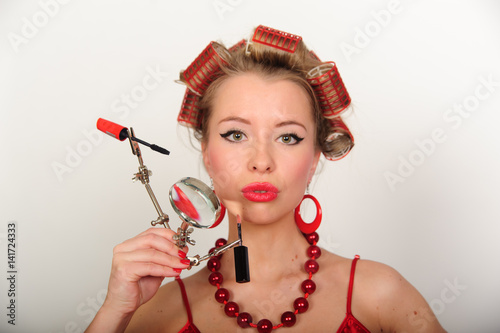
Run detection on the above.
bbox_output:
[201,141,212,175]
[308,150,321,182]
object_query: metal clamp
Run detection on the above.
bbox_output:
[185,239,240,269]
[127,127,170,230]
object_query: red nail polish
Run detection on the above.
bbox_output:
[178,250,187,259]
[173,268,182,273]
[181,259,191,265]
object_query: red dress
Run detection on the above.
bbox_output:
[176,256,370,332]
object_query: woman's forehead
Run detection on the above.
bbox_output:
[210,74,315,125]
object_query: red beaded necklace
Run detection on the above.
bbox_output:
[207,232,321,333]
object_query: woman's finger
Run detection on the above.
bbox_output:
[113,228,188,259]
[113,248,191,272]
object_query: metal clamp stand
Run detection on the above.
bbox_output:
[128,128,171,230]
[126,128,239,266]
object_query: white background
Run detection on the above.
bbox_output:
[1,0,500,332]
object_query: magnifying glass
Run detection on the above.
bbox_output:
[169,177,249,282]
[97,118,247,280]
[168,177,234,266]
[169,177,225,231]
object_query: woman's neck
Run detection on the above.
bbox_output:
[220,211,310,283]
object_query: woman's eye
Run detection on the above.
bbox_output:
[220,130,246,142]
[278,133,304,145]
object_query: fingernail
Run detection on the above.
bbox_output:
[173,268,182,273]
[178,250,187,259]
[181,259,191,265]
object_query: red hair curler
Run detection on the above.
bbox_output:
[228,39,247,53]
[324,118,354,161]
[182,42,229,96]
[175,25,355,161]
[177,87,202,128]
[307,62,351,117]
[252,25,302,53]
[97,118,128,141]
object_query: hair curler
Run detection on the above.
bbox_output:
[306,62,351,117]
[252,25,302,53]
[182,42,229,96]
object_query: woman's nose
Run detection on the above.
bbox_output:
[248,143,275,173]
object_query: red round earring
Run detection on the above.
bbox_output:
[210,186,226,229]
[211,202,226,229]
[294,194,322,234]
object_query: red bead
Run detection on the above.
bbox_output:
[215,238,227,248]
[304,259,319,274]
[257,319,273,333]
[224,301,239,317]
[301,279,316,294]
[237,312,253,328]
[307,245,321,259]
[305,232,319,245]
[208,272,223,286]
[215,288,229,303]
[207,238,321,331]
[293,297,309,313]
[207,257,221,272]
[281,311,296,327]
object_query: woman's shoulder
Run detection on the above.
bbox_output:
[353,257,424,308]
[323,251,426,308]
[320,250,410,292]
[357,258,445,330]
[340,253,445,331]
[318,252,400,307]
[319,251,445,331]
[354,256,406,289]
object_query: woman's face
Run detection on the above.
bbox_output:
[202,73,321,224]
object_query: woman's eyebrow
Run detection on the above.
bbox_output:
[218,116,251,125]
[276,120,307,131]
[218,117,307,132]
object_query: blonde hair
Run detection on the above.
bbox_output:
[178,27,354,160]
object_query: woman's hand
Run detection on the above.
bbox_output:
[86,228,190,333]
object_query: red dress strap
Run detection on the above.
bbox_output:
[336,255,370,333]
[175,277,194,323]
[175,277,201,333]
[346,254,360,315]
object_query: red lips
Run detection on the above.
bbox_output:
[241,182,279,202]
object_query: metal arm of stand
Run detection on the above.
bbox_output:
[127,128,170,230]
[186,239,241,268]
[124,127,234,259]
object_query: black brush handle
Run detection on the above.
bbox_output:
[234,246,250,283]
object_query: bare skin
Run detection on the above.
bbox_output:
[124,217,444,332]
[87,74,446,333]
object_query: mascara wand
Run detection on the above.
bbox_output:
[96,118,170,155]
[131,136,170,155]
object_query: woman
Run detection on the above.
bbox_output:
[87,26,446,332]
